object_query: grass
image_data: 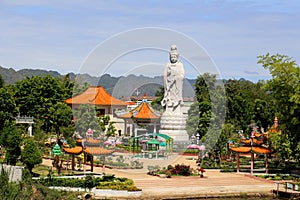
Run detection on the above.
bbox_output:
[32,164,76,177]
[32,165,52,177]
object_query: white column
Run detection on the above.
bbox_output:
[28,124,33,137]
[153,123,157,133]
[133,123,138,137]
[124,120,127,136]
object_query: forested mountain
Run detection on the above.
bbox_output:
[0,66,195,97]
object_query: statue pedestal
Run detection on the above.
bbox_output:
[159,111,189,142]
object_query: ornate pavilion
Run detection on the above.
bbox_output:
[116,93,161,137]
[63,138,114,172]
[229,117,280,174]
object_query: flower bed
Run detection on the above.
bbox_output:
[147,164,196,178]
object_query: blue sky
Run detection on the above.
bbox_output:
[1,0,300,82]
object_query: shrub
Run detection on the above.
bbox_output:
[183,149,198,154]
[171,164,191,176]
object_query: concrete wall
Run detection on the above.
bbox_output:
[0,164,23,182]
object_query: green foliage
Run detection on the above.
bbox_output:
[12,75,75,134]
[186,73,226,153]
[74,106,117,140]
[96,179,141,191]
[84,175,95,189]
[14,75,70,117]
[0,86,17,129]
[0,168,21,199]
[183,149,199,154]
[21,138,43,172]
[35,174,141,191]
[0,164,77,199]
[148,164,192,176]
[74,104,101,135]
[151,86,164,111]
[258,53,300,160]
[225,79,274,132]
[47,102,73,135]
[186,73,213,138]
[4,125,22,165]
[0,74,4,87]
[104,116,117,139]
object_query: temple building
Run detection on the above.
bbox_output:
[65,86,127,134]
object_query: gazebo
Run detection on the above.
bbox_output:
[130,133,173,159]
[116,93,161,137]
[229,118,280,174]
[63,138,114,172]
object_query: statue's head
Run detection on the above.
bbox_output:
[169,45,179,63]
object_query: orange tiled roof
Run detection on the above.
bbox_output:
[229,146,272,154]
[118,101,160,119]
[63,146,83,155]
[63,146,114,155]
[65,86,127,106]
[84,147,114,155]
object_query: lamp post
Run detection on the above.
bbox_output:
[196,133,200,145]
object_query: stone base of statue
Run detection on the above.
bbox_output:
[159,111,189,142]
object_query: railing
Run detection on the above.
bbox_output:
[273,181,300,198]
[15,116,34,123]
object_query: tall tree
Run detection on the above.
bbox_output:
[0,87,17,129]
[258,53,300,160]
[46,102,73,135]
[13,75,75,134]
[186,73,214,138]
[225,79,274,134]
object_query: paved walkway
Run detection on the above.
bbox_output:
[42,155,276,199]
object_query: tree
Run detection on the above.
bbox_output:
[151,87,164,111]
[0,74,4,88]
[13,75,73,120]
[74,105,101,136]
[224,79,275,135]
[4,125,22,165]
[46,102,73,135]
[0,87,17,130]
[186,73,226,159]
[186,73,215,138]
[103,116,117,140]
[21,138,42,173]
[258,53,300,160]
